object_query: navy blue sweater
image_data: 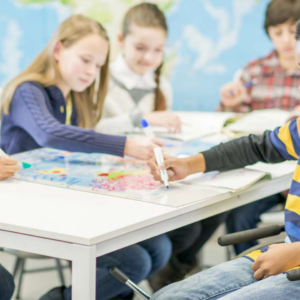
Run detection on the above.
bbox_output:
[1,81,126,156]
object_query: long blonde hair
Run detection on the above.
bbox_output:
[1,14,110,129]
[122,3,168,111]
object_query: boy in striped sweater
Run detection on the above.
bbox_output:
[147,19,300,300]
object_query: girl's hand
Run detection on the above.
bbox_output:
[0,156,20,181]
[252,242,300,280]
[143,112,182,133]
[220,81,246,108]
[124,137,164,160]
[147,153,206,182]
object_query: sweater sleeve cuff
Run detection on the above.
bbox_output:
[202,148,223,172]
[99,134,127,157]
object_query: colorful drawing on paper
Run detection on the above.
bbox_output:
[12,148,165,200]
[11,139,217,205]
[12,145,230,207]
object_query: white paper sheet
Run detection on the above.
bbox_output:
[225,109,295,135]
[153,112,237,141]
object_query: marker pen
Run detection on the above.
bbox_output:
[229,79,257,96]
[0,148,31,169]
[141,119,169,189]
[140,119,155,138]
[154,147,169,189]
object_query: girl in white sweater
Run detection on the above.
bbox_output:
[95,3,181,134]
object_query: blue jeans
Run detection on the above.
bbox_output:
[0,264,14,300]
[152,258,300,300]
[226,194,284,254]
[63,234,172,300]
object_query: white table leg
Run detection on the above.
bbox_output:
[72,244,97,300]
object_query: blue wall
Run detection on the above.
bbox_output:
[0,0,273,111]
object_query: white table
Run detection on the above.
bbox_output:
[0,174,292,299]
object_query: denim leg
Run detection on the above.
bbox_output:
[226,194,283,254]
[151,258,256,300]
[138,234,172,276]
[221,273,300,300]
[63,244,152,300]
[0,264,14,300]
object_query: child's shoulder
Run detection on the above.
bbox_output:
[17,80,44,91]
[13,81,46,102]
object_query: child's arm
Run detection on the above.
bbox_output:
[220,80,247,109]
[0,156,20,181]
[219,66,253,112]
[148,122,293,181]
[10,82,126,156]
[95,90,142,134]
[141,77,181,132]
[95,114,137,135]
[96,78,180,134]
[8,82,161,160]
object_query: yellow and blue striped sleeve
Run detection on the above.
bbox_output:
[270,118,300,161]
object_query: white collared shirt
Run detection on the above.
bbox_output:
[110,54,157,90]
[95,54,173,134]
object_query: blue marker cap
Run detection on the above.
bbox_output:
[141,119,149,128]
[244,81,254,88]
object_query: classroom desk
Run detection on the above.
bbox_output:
[0,172,292,300]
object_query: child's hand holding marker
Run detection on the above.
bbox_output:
[154,147,169,188]
[147,153,206,182]
[220,79,257,108]
[142,117,207,184]
[0,148,20,181]
[0,148,31,181]
[141,119,171,188]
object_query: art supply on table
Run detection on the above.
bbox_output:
[149,112,238,142]
[228,79,258,96]
[154,147,169,189]
[141,119,155,138]
[0,148,31,169]
[12,148,226,207]
[225,109,294,135]
[141,119,169,189]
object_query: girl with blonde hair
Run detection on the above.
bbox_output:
[0,15,171,300]
[1,15,163,160]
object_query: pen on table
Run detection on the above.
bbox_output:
[0,148,31,169]
[140,119,155,138]
[140,119,169,189]
[228,79,258,96]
